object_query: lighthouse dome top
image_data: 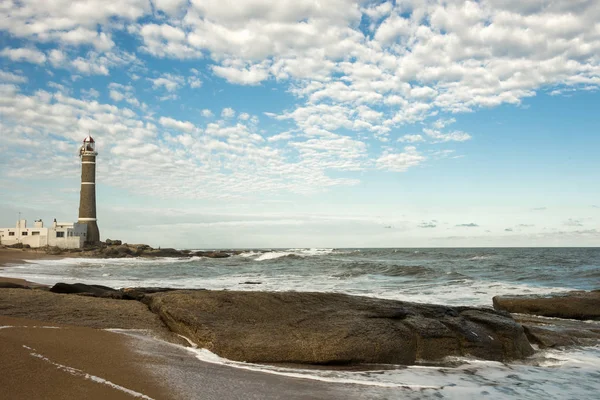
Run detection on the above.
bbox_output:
[79,135,97,156]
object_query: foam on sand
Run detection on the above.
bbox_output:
[23,344,156,400]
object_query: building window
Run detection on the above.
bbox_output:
[32,231,40,236]
[9,232,15,236]
[22,232,28,236]
[56,232,65,238]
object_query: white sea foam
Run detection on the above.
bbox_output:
[23,345,155,399]
[187,347,439,389]
[251,248,335,261]
[177,342,600,399]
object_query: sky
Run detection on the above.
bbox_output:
[0,0,599,248]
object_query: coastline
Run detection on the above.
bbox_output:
[1,247,599,399]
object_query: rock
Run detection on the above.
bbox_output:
[240,281,262,285]
[50,283,124,299]
[105,239,122,246]
[141,248,185,257]
[493,290,600,320]
[194,251,232,258]
[120,287,181,301]
[0,288,184,345]
[144,291,534,365]
[0,282,30,289]
[514,314,600,348]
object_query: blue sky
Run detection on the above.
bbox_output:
[1,0,599,248]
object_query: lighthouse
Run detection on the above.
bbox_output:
[78,135,100,244]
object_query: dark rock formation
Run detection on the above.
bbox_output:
[515,314,600,348]
[0,282,30,289]
[37,244,242,259]
[493,290,600,320]
[144,290,534,365]
[50,283,124,299]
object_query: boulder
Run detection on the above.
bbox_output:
[194,251,232,258]
[493,290,600,320]
[515,314,600,348]
[144,290,534,366]
[0,282,30,289]
[50,282,124,299]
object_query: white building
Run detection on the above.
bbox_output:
[0,219,88,249]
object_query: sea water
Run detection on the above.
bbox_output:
[2,247,599,399]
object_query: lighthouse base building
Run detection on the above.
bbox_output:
[0,219,88,249]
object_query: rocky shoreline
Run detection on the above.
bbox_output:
[1,242,245,259]
[2,279,599,367]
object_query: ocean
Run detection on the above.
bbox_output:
[2,247,599,399]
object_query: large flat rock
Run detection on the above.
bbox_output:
[493,290,600,320]
[144,290,534,365]
[0,288,180,343]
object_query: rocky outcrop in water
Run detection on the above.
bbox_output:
[144,290,534,365]
[493,290,600,320]
[37,244,242,259]
[514,314,600,348]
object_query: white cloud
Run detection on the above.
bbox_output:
[376,146,425,172]
[0,70,27,83]
[72,57,109,75]
[0,0,150,45]
[221,107,235,118]
[423,128,472,143]
[0,47,46,64]
[139,23,201,58]
[48,49,67,67]
[188,75,202,88]
[212,63,270,85]
[55,28,114,51]
[398,134,424,143]
[201,109,214,118]
[109,90,125,102]
[149,73,185,92]
[153,0,188,16]
[268,131,293,142]
[159,116,196,133]
[81,88,100,98]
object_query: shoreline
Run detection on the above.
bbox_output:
[0,247,61,266]
[0,248,58,287]
[1,247,599,399]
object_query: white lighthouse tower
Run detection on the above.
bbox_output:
[78,135,100,244]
